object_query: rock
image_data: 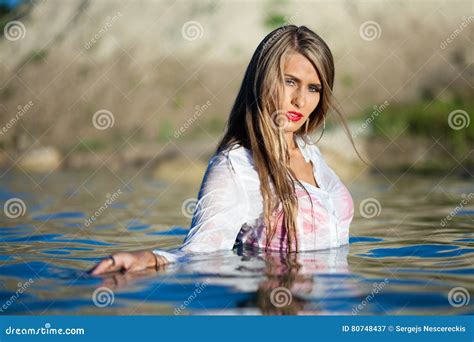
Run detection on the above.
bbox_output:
[17,146,62,173]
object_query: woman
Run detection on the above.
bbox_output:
[90,24,356,275]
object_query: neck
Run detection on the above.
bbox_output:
[284,132,298,151]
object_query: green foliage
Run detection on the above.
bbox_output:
[172,93,184,110]
[174,117,225,142]
[263,0,290,29]
[0,85,14,100]
[205,117,225,134]
[264,13,287,30]
[157,119,174,142]
[341,74,353,88]
[368,97,473,157]
[76,138,106,152]
[17,49,48,69]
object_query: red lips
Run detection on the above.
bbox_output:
[286,111,303,122]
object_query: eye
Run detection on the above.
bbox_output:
[285,79,296,86]
[309,86,321,93]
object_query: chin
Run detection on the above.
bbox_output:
[284,122,304,132]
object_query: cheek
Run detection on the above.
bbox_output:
[283,90,293,105]
[310,94,321,110]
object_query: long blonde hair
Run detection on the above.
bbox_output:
[216,25,359,252]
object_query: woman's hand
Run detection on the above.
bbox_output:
[89,250,169,275]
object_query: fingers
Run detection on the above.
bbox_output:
[128,252,154,272]
[90,255,123,275]
[89,251,170,276]
[154,254,169,268]
[89,258,112,275]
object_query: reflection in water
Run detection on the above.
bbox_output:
[233,247,351,315]
[0,169,473,315]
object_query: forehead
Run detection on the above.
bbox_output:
[283,53,320,83]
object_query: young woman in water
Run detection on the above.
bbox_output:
[90,25,357,275]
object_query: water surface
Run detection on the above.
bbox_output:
[0,168,473,315]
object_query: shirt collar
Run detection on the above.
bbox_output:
[295,134,311,163]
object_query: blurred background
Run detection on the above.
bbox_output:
[0,0,472,180]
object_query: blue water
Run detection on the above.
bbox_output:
[0,169,473,315]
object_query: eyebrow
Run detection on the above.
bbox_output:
[284,73,322,87]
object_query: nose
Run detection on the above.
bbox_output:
[291,88,305,109]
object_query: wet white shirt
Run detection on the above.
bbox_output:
[153,134,354,263]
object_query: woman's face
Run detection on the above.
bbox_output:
[280,53,322,132]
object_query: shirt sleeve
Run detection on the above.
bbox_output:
[153,151,250,264]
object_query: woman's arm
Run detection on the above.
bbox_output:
[90,151,249,274]
[153,152,250,262]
